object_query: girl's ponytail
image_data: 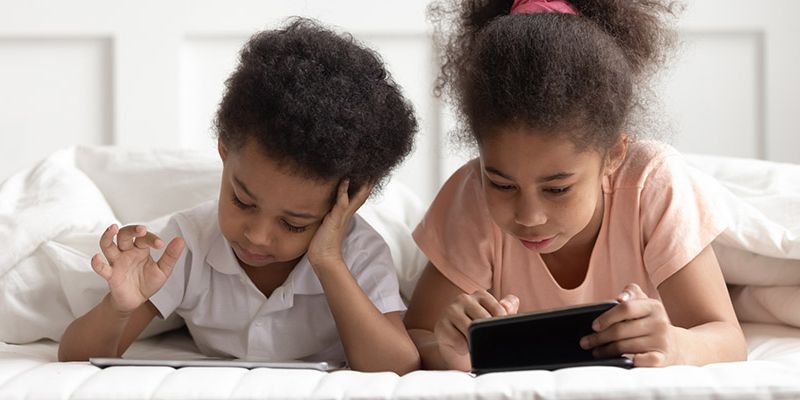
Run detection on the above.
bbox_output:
[570,0,680,77]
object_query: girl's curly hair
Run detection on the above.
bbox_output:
[431,0,680,151]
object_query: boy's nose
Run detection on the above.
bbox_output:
[243,221,275,247]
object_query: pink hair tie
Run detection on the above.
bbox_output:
[510,0,578,15]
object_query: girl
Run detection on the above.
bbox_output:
[404,0,747,371]
[58,18,420,374]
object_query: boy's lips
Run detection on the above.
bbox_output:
[234,243,272,263]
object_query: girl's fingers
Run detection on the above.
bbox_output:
[442,321,469,355]
[617,283,647,303]
[116,225,146,251]
[594,296,654,332]
[499,295,520,314]
[91,253,113,281]
[474,292,507,318]
[99,224,120,261]
[632,351,668,367]
[591,335,653,359]
[133,231,165,250]
[582,317,650,349]
[156,237,185,277]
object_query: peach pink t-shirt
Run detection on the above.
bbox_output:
[413,141,726,312]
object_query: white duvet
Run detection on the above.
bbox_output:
[0,146,798,344]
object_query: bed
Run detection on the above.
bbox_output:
[1,146,799,399]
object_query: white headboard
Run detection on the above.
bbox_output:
[1,0,798,204]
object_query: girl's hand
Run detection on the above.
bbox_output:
[307,179,372,270]
[91,224,185,314]
[580,283,680,367]
[434,290,519,369]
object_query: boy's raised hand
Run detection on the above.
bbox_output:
[308,179,372,270]
[91,224,185,314]
[434,290,519,368]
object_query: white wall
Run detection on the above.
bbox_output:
[1,0,798,205]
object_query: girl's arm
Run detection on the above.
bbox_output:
[584,245,747,366]
[403,263,518,371]
[307,180,419,374]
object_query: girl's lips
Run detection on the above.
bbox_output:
[519,236,555,251]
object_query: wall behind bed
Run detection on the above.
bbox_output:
[1,0,798,205]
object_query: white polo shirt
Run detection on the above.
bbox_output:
[148,200,406,363]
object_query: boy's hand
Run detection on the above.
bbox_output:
[580,283,680,367]
[91,224,185,314]
[307,179,372,270]
[434,290,519,369]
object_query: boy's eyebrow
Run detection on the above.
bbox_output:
[283,210,320,220]
[235,175,321,220]
[484,166,574,183]
[233,177,258,201]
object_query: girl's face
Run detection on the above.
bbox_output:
[217,140,337,269]
[479,127,626,255]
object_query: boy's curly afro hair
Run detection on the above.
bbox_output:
[215,18,417,193]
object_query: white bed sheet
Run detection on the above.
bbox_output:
[1,323,799,400]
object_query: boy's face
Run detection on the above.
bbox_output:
[217,139,336,269]
[478,128,625,256]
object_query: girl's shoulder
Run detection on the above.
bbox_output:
[607,140,684,192]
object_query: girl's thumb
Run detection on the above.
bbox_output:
[499,294,520,314]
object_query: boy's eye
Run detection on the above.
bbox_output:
[282,220,308,233]
[489,180,515,191]
[231,194,253,210]
[546,186,571,195]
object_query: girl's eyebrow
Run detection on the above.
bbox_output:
[484,166,574,183]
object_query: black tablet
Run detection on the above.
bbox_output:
[468,300,634,374]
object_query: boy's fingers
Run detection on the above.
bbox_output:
[91,253,113,281]
[99,224,120,261]
[156,237,185,276]
[348,182,373,212]
[117,225,145,251]
[134,232,164,250]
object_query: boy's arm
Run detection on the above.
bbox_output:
[307,180,419,374]
[58,297,158,361]
[313,263,420,374]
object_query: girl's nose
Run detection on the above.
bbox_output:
[513,195,547,227]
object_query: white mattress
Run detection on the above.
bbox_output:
[1,323,799,400]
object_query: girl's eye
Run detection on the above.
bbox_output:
[231,194,253,210]
[546,186,571,195]
[489,181,515,191]
[282,220,308,233]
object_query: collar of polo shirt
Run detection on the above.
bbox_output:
[205,232,325,296]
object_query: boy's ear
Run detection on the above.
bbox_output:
[604,134,628,175]
[218,140,227,161]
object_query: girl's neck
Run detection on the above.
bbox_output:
[540,189,605,289]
